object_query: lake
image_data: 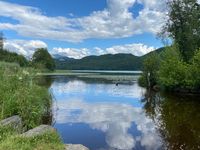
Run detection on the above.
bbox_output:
[44,74,200,150]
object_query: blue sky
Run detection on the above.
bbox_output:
[0,0,167,59]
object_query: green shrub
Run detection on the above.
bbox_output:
[158,46,189,89]
[138,75,147,87]
[189,49,200,88]
[140,45,200,91]
[139,52,160,88]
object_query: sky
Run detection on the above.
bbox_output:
[0,0,168,59]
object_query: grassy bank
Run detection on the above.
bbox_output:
[0,62,64,149]
[0,126,64,150]
[0,62,51,129]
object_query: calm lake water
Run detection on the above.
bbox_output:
[45,75,200,150]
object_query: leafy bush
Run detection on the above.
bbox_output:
[189,49,200,88]
[139,46,200,91]
[139,52,160,88]
[158,47,200,90]
[158,46,189,89]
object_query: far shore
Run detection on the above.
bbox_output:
[37,70,142,82]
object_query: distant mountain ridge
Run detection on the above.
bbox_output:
[52,54,75,61]
[54,47,165,70]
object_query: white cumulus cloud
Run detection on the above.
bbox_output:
[52,47,90,59]
[51,43,155,59]
[0,0,167,42]
[50,80,162,149]
[3,39,155,59]
[52,99,162,150]
[96,43,155,56]
[4,40,47,57]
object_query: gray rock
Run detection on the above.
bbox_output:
[22,125,55,137]
[0,115,22,133]
[65,144,89,150]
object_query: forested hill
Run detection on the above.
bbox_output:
[0,49,28,67]
[55,47,165,70]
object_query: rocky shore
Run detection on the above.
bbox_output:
[0,115,89,150]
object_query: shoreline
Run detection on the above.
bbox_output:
[37,70,141,82]
[0,116,89,150]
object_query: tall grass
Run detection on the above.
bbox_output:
[0,126,64,150]
[0,62,52,129]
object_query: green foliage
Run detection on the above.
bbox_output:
[158,47,200,90]
[0,62,52,129]
[138,75,147,87]
[189,49,200,88]
[0,126,64,150]
[0,32,4,50]
[139,45,200,91]
[0,62,61,149]
[0,33,28,66]
[158,46,188,89]
[32,48,55,71]
[163,0,200,62]
[0,49,28,67]
[139,52,160,88]
[0,126,18,142]
[157,0,200,91]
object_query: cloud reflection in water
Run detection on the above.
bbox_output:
[51,79,145,99]
[51,79,162,150]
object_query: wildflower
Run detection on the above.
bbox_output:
[23,70,30,75]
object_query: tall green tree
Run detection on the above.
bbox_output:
[0,32,4,50]
[163,0,200,61]
[32,48,55,71]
